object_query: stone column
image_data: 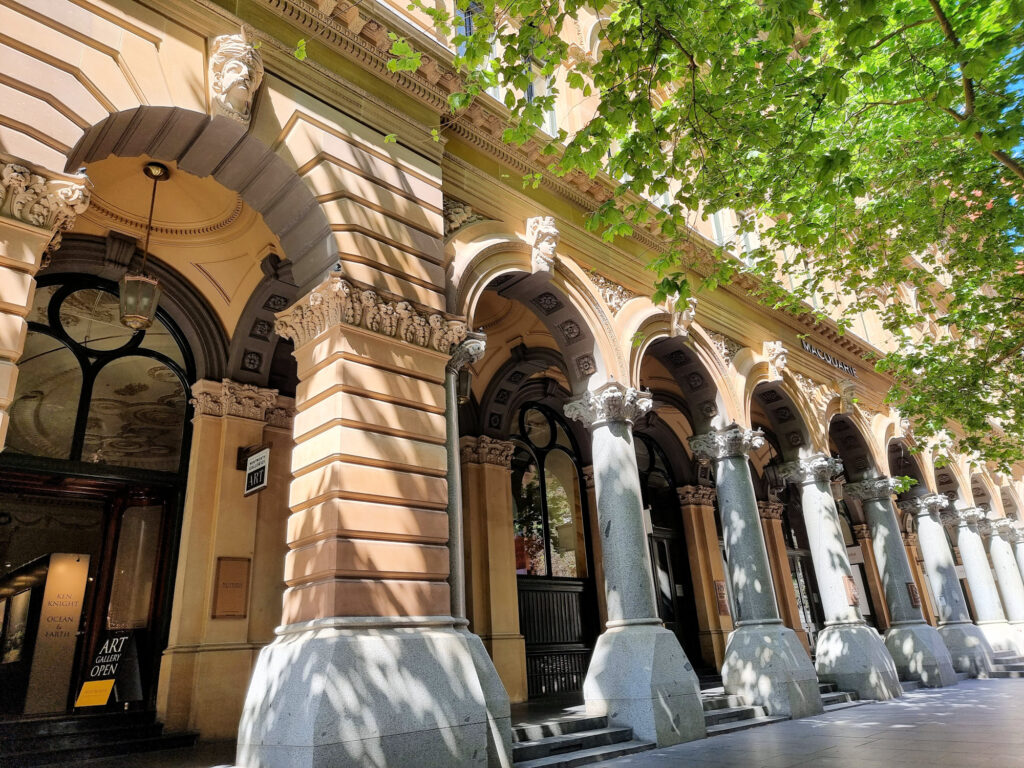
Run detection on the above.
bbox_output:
[758,500,812,655]
[158,381,294,737]
[1012,526,1024,585]
[565,382,705,746]
[446,337,512,768]
[951,506,1023,654]
[986,518,1024,648]
[237,273,504,768]
[677,485,733,668]
[0,159,89,448]
[582,466,609,629]
[690,428,822,718]
[845,479,957,687]
[902,532,938,626]
[777,456,902,700]
[851,523,891,631]
[461,435,528,703]
[897,495,994,675]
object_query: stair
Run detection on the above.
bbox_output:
[512,714,654,768]
[0,711,197,768]
[700,689,788,735]
[898,680,922,692]
[989,650,1024,678]
[818,681,867,712]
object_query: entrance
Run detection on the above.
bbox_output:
[0,477,179,717]
[788,551,824,648]
[0,274,192,719]
[510,404,599,699]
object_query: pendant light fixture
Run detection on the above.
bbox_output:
[119,161,168,330]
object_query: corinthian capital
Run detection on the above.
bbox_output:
[689,426,765,461]
[0,161,90,237]
[992,518,1017,542]
[844,477,899,502]
[897,493,949,521]
[564,381,652,428]
[446,333,486,374]
[957,506,988,528]
[777,454,844,486]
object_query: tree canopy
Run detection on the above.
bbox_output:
[392,0,1024,469]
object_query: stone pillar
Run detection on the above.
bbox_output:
[844,479,957,687]
[690,428,822,718]
[0,159,89,448]
[850,523,891,632]
[897,495,994,675]
[777,456,902,700]
[902,532,938,626]
[951,506,1023,654]
[446,337,513,768]
[986,518,1024,648]
[158,381,294,737]
[758,500,812,655]
[582,466,609,629]
[677,485,733,668]
[1012,526,1024,585]
[461,435,528,703]
[565,382,705,746]
[237,273,503,768]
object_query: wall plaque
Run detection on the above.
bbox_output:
[843,575,860,606]
[714,580,731,616]
[244,447,270,496]
[907,581,922,608]
[212,557,250,619]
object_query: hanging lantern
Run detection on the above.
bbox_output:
[119,162,168,330]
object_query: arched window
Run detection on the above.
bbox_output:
[509,403,588,578]
[6,276,194,473]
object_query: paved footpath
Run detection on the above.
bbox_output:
[78,678,1023,767]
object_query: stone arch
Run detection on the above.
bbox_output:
[934,455,973,507]
[475,346,572,439]
[67,106,335,293]
[827,411,886,483]
[748,377,819,461]
[449,230,620,393]
[969,470,1001,514]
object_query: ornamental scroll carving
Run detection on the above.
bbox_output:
[209,34,265,123]
[588,271,635,314]
[678,485,717,508]
[461,435,515,467]
[0,162,90,253]
[190,379,285,422]
[564,382,652,427]
[274,272,467,352]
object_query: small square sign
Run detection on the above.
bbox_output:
[244,447,270,496]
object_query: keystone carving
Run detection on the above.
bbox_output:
[564,382,652,427]
[274,272,467,352]
[527,215,559,274]
[764,341,787,381]
[669,294,698,339]
[689,426,765,461]
[209,34,265,123]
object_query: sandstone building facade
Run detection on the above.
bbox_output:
[0,1,1023,767]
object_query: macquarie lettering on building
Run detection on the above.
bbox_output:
[800,338,858,378]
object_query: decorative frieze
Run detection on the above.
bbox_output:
[0,162,90,253]
[564,382,652,427]
[460,435,515,467]
[190,379,282,422]
[777,454,844,486]
[587,271,635,314]
[757,500,785,520]
[844,477,899,502]
[526,216,559,275]
[689,427,765,461]
[678,484,717,508]
[274,272,467,352]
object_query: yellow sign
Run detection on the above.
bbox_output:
[74,679,115,708]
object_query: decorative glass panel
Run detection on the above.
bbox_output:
[523,408,551,448]
[512,447,547,575]
[82,357,186,470]
[6,333,81,459]
[545,450,583,578]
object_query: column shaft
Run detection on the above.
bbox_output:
[987,520,1024,645]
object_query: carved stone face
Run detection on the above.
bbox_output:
[210,35,264,122]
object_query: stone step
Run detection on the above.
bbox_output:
[956,672,971,681]
[513,739,656,768]
[991,651,1024,663]
[899,680,922,692]
[703,705,767,727]
[821,691,857,706]
[989,669,1024,678]
[513,716,609,743]
[995,662,1024,671]
[700,693,748,711]
[512,726,635,764]
[705,715,789,737]
[818,681,838,694]
[823,701,872,714]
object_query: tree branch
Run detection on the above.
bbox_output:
[868,18,933,50]
[926,0,975,115]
